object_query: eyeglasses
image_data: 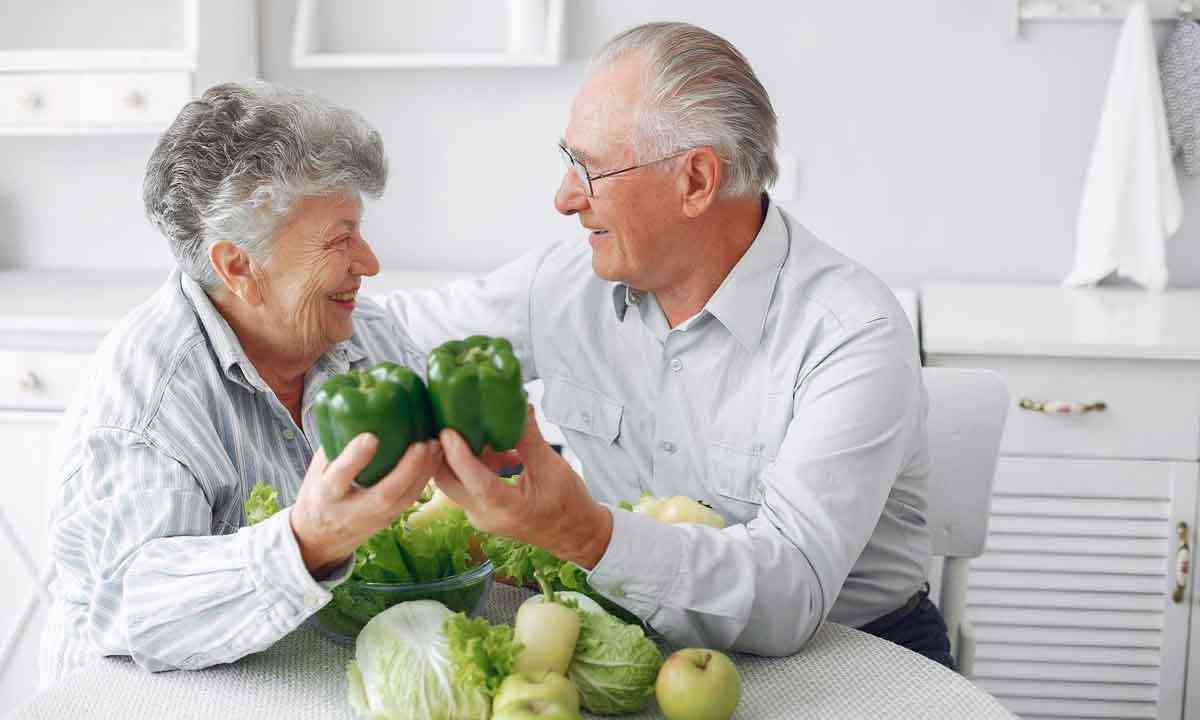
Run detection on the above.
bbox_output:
[558,142,692,198]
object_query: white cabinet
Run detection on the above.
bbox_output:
[923,283,1200,720]
[0,0,257,135]
[0,412,61,708]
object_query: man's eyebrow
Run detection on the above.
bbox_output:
[561,139,593,164]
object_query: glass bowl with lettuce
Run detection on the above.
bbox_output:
[313,485,494,642]
[245,481,494,643]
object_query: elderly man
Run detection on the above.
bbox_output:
[391,21,949,665]
[39,82,440,683]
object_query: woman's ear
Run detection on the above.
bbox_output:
[209,240,263,306]
[679,147,722,218]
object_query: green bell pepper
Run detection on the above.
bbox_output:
[313,362,434,487]
[427,335,527,455]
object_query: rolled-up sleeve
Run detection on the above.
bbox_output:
[47,427,349,675]
[588,316,923,656]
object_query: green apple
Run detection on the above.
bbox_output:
[406,484,459,529]
[491,697,580,720]
[655,648,742,720]
[657,496,725,528]
[513,593,581,675]
[494,670,581,715]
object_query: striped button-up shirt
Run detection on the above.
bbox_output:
[39,271,425,686]
[380,199,931,655]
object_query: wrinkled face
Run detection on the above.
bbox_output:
[555,53,686,291]
[254,192,379,357]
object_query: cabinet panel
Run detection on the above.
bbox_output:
[0,349,92,410]
[926,354,1200,462]
[968,456,1195,720]
[0,411,63,710]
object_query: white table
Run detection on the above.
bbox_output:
[11,585,1012,720]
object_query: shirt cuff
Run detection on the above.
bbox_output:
[243,506,343,632]
[586,505,685,621]
[317,553,356,589]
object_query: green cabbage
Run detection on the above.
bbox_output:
[347,600,520,720]
[567,608,663,715]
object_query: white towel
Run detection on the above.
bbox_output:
[1063,0,1182,292]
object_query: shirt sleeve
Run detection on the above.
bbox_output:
[374,246,550,380]
[48,427,350,673]
[587,315,924,656]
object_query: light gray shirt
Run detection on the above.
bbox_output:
[379,200,932,655]
[39,271,426,686]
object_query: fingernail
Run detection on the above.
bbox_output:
[357,433,378,450]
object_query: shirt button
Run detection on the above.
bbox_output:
[660,441,677,454]
[283,429,296,441]
[669,358,683,373]
[580,410,592,426]
[304,594,320,609]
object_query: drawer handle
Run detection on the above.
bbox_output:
[17,370,41,393]
[20,91,45,112]
[124,90,147,110]
[1018,398,1107,415]
[1175,522,1191,604]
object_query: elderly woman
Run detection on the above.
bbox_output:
[38,81,442,683]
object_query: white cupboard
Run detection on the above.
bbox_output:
[923,283,1200,720]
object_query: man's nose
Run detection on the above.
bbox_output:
[350,235,380,277]
[554,168,589,216]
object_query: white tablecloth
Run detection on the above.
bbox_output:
[10,585,1013,720]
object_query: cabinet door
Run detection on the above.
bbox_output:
[0,411,62,709]
[967,456,1196,720]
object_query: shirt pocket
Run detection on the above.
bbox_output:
[540,375,623,444]
[706,442,766,506]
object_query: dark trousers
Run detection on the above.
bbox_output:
[857,585,955,670]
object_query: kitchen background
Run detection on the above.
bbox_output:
[8,2,1200,719]
[4,1,1199,286]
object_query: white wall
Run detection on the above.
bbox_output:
[3,1,1200,287]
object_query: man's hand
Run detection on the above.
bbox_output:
[435,406,613,569]
[291,434,443,577]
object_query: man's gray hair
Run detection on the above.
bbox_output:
[143,81,387,289]
[589,22,778,198]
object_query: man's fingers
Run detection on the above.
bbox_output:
[323,433,379,496]
[440,429,520,505]
[515,404,560,467]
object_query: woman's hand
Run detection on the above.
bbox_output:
[290,434,443,577]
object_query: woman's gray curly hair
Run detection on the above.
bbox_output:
[589,22,778,198]
[143,81,387,290]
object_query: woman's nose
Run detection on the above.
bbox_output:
[351,236,380,277]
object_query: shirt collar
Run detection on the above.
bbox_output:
[704,197,788,350]
[180,272,368,393]
[609,195,788,350]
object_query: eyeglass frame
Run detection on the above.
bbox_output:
[558,142,693,198]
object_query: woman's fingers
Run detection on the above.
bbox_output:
[322,433,379,497]
[366,440,444,513]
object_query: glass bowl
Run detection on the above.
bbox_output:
[313,560,494,643]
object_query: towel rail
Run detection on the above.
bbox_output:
[1015,0,1197,36]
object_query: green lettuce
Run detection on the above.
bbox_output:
[444,612,522,697]
[568,608,663,715]
[482,534,642,626]
[244,483,279,526]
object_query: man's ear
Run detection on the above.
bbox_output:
[679,147,722,218]
[209,240,263,306]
